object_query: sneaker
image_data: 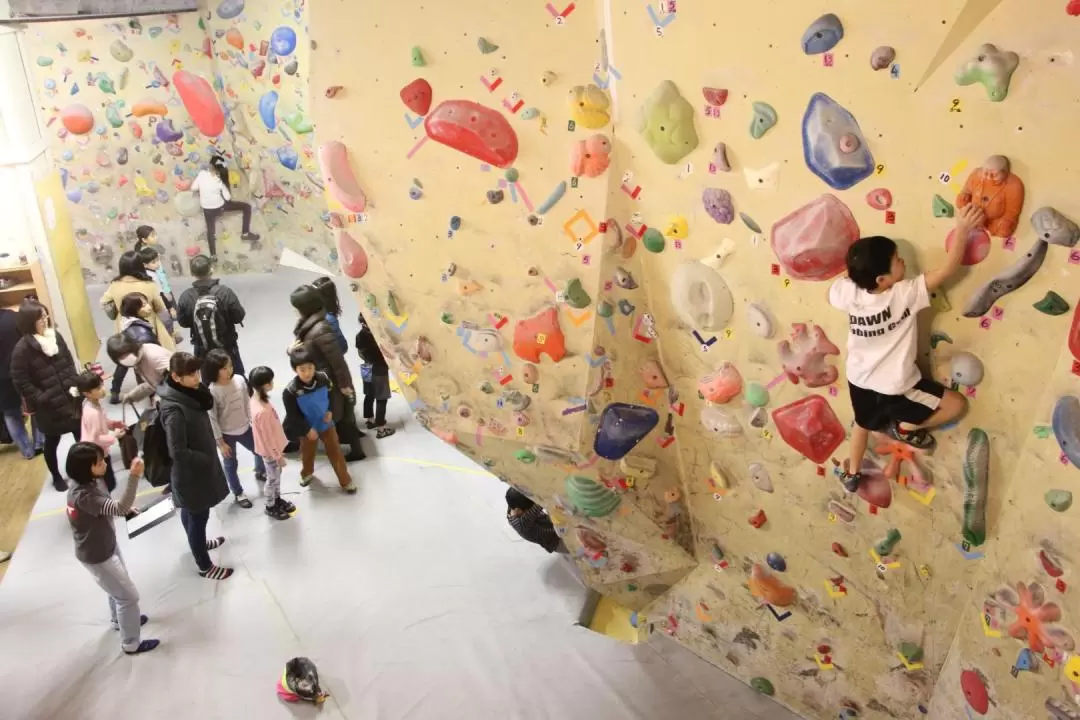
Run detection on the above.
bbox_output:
[52,478,68,492]
[299,474,317,487]
[206,536,226,551]
[123,639,161,655]
[241,232,261,242]
[198,565,233,580]
[109,392,121,405]
[234,494,253,509]
[364,418,375,429]
[265,502,291,520]
[376,427,396,439]
[886,422,936,451]
[279,498,296,514]
[341,483,358,494]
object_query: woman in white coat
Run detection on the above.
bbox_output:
[190,155,260,259]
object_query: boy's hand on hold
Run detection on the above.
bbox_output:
[218,440,233,458]
[306,429,317,441]
[956,204,985,232]
[129,457,145,478]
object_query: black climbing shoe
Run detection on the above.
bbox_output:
[887,422,936,451]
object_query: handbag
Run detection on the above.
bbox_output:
[119,404,140,470]
[360,363,373,383]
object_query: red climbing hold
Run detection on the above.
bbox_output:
[400,78,433,116]
[173,70,225,137]
[60,104,95,135]
[771,394,845,464]
[1069,303,1080,363]
[1068,0,1080,16]
[337,231,368,279]
[425,99,519,168]
[960,669,989,714]
[770,194,860,281]
[513,307,566,363]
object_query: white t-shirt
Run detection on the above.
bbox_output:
[828,275,930,395]
[191,169,232,210]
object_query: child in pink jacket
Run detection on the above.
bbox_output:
[248,366,294,520]
[76,372,125,492]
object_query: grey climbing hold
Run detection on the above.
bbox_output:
[520,107,539,120]
[541,71,556,86]
[1030,207,1080,247]
[617,299,635,315]
[284,59,299,76]
[614,267,638,289]
[739,213,762,234]
[477,37,499,54]
[765,552,786,572]
[411,46,425,67]
[117,148,128,165]
[871,46,896,71]
[486,189,504,204]
[409,185,422,200]
[449,216,462,231]
[110,39,134,63]
[962,239,1048,317]
[749,407,768,428]
[950,351,984,386]
[505,168,519,183]
[750,102,777,139]
[749,463,773,492]
[1046,490,1073,512]
[801,13,844,55]
[933,194,954,218]
[713,142,731,172]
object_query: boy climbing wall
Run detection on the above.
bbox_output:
[830,204,985,491]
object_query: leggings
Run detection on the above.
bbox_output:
[44,431,79,484]
[203,201,253,256]
[179,508,212,572]
[362,395,387,425]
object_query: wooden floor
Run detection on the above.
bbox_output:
[0,444,44,584]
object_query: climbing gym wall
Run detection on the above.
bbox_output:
[310,0,1080,717]
[20,1,326,282]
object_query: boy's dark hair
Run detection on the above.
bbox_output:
[505,487,536,512]
[75,370,103,395]
[289,347,316,370]
[311,277,341,316]
[137,245,160,265]
[201,348,232,385]
[289,285,324,319]
[189,254,213,279]
[15,301,47,336]
[845,236,897,292]
[120,292,147,318]
[66,442,105,485]
[249,365,274,403]
[115,250,152,282]
[106,333,141,363]
[169,351,203,378]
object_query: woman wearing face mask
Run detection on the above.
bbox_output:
[105,334,174,405]
[10,302,82,491]
[157,352,233,580]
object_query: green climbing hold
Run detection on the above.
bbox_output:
[1046,489,1073,512]
[564,475,620,517]
[36,56,53,67]
[364,293,377,308]
[750,677,774,696]
[564,279,591,309]
[515,449,537,464]
[284,110,314,134]
[505,168,519,183]
[477,37,499,54]
[440,311,454,324]
[744,382,769,408]
[411,46,425,67]
[97,75,115,95]
[933,194,954,218]
[637,80,698,164]
[749,102,777,139]
[874,528,902,557]
[387,292,400,316]
[1034,291,1070,316]
[596,300,614,318]
[642,227,665,253]
[106,105,123,128]
[962,428,990,547]
[898,642,924,664]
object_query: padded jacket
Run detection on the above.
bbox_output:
[10,331,82,435]
[157,380,228,512]
[100,276,174,350]
[294,310,353,421]
[176,278,245,354]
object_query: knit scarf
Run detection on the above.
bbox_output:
[34,328,58,357]
[166,377,215,411]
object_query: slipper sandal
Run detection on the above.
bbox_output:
[887,422,936,450]
[375,427,396,439]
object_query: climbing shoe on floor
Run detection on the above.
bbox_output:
[123,639,160,655]
[199,565,233,580]
[886,422,936,451]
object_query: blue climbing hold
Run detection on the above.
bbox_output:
[216,0,245,19]
[61,150,73,161]
[155,118,183,143]
[270,26,297,56]
[1014,648,1036,672]
[1052,396,1080,469]
[449,216,462,231]
[66,188,83,203]
[258,90,278,131]
[801,13,844,55]
[594,403,659,460]
[802,92,874,191]
[766,552,787,572]
[276,145,299,170]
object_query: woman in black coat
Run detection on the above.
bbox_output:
[157,352,232,580]
[0,302,43,459]
[289,285,365,462]
[10,302,81,491]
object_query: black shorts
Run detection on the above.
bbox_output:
[848,378,945,431]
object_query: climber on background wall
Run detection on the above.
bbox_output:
[191,154,260,260]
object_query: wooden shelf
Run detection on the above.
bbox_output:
[0,265,32,275]
[0,282,36,294]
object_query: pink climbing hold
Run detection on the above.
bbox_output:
[60,104,94,135]
[173,70,225,137]
[866,188,892,211]
[424,99,519,168]
[337,231,368,279]
[771,394,845,464]
[778,323,840,387]
[318,141,367,213]
[771,194,860,281]
[945,227,991,266]
[698,363,743,404]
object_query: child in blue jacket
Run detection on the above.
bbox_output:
[282,348,355,493]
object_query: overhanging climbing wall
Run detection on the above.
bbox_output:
[311,1,1080,717]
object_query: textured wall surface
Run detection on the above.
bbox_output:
[309,1,1080,718]
[21,0,333,282]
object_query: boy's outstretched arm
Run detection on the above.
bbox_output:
[925,205,985,291]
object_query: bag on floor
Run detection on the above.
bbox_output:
[136,405,172,487]
[119,405,140,470]
[277,657,328,704]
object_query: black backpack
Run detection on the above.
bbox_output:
[193,287,227,351]
[136,405,172,487]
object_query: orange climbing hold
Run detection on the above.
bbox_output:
[749,564,795,607]
[513,307,566,363]
[225,28,244,50]
[337,231,368,279]
[60,104,95,134]
[173,71,225,137]
[131,100,168,117]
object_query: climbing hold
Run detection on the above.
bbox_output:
[105,105,122,128]
[955,43,1019,102]
[960,670,990,714]
[1041,549,1066,578]
[568,84,610,129]
[564,475,620,517]
[711,543,725,563]
[569,134,612,178]
[541,71,556,86]
[700,405,742,437]
[831,542,847,557]
[750,678,775,696]
[504,168,519,183]
[337,232,368,279]
[284,111,314,134]
[217,0,244,19]
[225,28,244,50]
[933,194,954,218]
[944,227,991,266]
[699,363,743,404]
[866,188,892,211]
[257,90,279,131]
[637,80,698,164]
[318,141,367,212]
[1046,489,1073,512]
[155,118,183,144]
[409,185,422,200]
[325,85,344,99]
[670,262,734,331]
[596,301,613,318]
[871,46,896,71]
[955,156,1024,237]
[60,104,94,135]
[36,56,52,67]
[109,39,133,63]
[739,213,762,234]
[449,216,462,231]
[515,449,536,464]
[802,93,874,191]
[1030,206,1080,247]
[1054,396,1080,469]
[749,463,773,493]
[564,279,591,309]
[747,408,767,428]
[536,181,567,215]
[766,552,786,572]
[386,292,401,316]
[854,460,893,508]
[614,267,637,290]
[1034,291,1070,316]
[410,46,425,67]
[513,307,566,363]
[749,102,777,139]
[642,228,665,253]
[664,217,689,240]
[771,194,859,281]
[745,303,775,338]
[131,100,167,117]
[778,323,839,387]
[962,239,1047,317]
[174,71,224,137]
[898,642,924,664]
[486,189,505,204]
[522,364,539,385]
[425,100,519,168]
[702,188,734,224]
[772,395,845,464]
[749,564,795,606]
[962,429,990,546]
[874,528,902,557]
[284,59,299,76]
[116,148,128,165]
[477,37,499,54]
[270,26,298,56]
[950,352,985,386]
[594,403,659,460]
[639,359,669,389]
[801,13,844,54]
[744,383,769,408]
[400,78,433,117]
